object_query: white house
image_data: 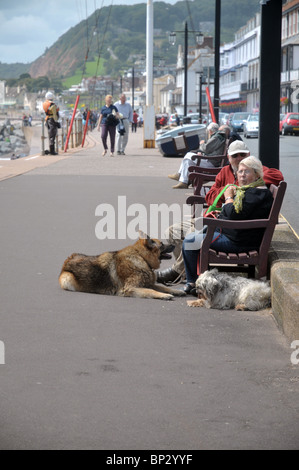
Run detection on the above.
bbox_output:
[153,74,175,113]
[160,81,177,114]
[220,13,261,113]
[172,40,214,116]
[0,80,17,108]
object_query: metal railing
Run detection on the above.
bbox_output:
[41,118,83,155]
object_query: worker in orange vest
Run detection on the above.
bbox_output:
[43,91,60,155]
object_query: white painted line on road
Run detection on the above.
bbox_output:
[280,213,299,240]
[25,155,41,161]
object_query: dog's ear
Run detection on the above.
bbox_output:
[200,271,220,299]
[138,230,149,240]
[138,231,157,249]
[145,237,157,249]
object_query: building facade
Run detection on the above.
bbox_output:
[171,39,214,116]
[220,1,298,115]
[219,13,260,114]
[281,0,299,113]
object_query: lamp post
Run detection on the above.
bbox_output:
[169,22,204,116]
[196,71,203,123]
[214,0,221,123]
[132,66,135,111]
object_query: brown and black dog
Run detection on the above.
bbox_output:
[59,232,185,300]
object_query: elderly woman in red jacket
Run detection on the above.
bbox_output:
[205,139,283,208]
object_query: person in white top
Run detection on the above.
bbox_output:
[114,94,133,155]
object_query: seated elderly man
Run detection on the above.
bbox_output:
[168,123,230,189]
[157,140,284,284]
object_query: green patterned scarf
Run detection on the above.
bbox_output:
[233,177,265,213]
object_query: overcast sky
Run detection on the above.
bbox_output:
[0,0,179,64]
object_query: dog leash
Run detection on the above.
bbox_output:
[204,183,238,216]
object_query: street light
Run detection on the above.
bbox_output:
[169,22,204,116]
[196,71,204,123]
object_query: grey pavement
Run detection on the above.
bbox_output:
[0,128,298,450]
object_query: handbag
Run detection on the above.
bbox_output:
[106,113,119,126]
[117,119,126,135]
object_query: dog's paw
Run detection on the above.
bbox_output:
[235,304,248,312]
[171,289,186,297]
[235,303,246,311]
[163,294,174,301]
[187,299,204,307]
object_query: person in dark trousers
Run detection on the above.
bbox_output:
[43,91,60,155]
[132,110,138,132]
[97,95,119,157]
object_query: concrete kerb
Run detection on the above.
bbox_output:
[269,218,299,341]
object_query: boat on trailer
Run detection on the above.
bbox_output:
[155,124,207,157]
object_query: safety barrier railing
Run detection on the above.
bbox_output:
[41,118,83,155]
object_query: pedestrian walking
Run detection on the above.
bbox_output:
[97,95,119,157]
[132,110,138,132]
[114,94,133,155]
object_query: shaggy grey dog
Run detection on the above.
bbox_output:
[187,269,271,311]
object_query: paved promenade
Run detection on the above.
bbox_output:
[0,127,298,450]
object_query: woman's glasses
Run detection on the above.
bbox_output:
[237,169,253,176]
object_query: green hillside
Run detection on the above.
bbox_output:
[0,0,260,80]
[62,58,105,88]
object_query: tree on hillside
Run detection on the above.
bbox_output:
[19,73,31,80]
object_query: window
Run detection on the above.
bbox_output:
[282,16,287,39]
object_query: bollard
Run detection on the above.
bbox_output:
[41,118,46,155]
[78,119,83,144]
[75,119,78,147]
[64,95,80,152]
[82,111,90,147]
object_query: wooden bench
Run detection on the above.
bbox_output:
[197,181,287,279]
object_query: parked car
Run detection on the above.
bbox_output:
[279,113,285,132]
[219,112,230,125]
[243,114,259,138]
[279,112,299,135]
[183,113,208,124]
[229,112,250,132]
[227,112,234,128]
[185,113,200,124]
